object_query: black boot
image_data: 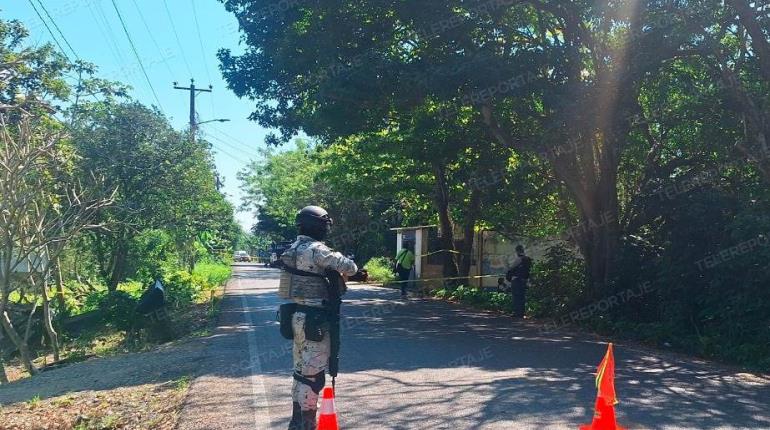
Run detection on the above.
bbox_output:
[301,409,317,430]
[288,403,317,430]
[288,402,303,430]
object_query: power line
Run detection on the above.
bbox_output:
[28,0,105,107]
[190,0,216,116]
[89,0,144,96]
[87,2,129,70]
[129,0,175,80]
[199,131,253,164]
[208,124,255,149]
[25,0,71,62]
[204,135,250,165]
[211,144,246,164]
[206,126,257,154]
[190,0,213,84]
[33,0,79,60]
[206,132,259,159]
[161,0,194,78]
[109,0,165,113]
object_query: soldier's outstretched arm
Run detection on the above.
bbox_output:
[312,245,358,276]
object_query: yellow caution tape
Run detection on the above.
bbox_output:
[384,272,508,285]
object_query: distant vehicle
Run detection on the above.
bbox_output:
[233,250,251,262]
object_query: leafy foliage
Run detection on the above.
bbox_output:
[527,244,586,318]
[362,257,396,285]
[0,17,238,379]
[433,286,512,313]
[220,0,770,369]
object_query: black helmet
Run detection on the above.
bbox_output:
[296,205,333,240]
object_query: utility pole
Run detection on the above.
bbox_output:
[173,78,212,143]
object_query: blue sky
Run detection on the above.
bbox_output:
[2,0,270,231]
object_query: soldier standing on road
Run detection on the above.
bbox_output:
[278,206,358,430]
[506,245,533,318]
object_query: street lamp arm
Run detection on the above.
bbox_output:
[196,118,231,126]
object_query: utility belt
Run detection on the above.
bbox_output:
[278,264,332,341]
[278,302,330,341]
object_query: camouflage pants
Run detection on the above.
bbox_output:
[291,311,330,411]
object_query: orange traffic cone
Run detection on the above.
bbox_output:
[580,343,626,430]
[317,387,339,430]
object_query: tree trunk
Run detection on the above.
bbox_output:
[93,231,111,281]
[558,132,622,296]
[188,248,197,273]
[431,163,459,280]
[41,280,60,362]
[0,311,37,375]
[23,298,39,344]
[0,330,9,384]
[727,0,770,82]
[457,188,481,279]
[715,50,770,182]
[483,110,623,295]
[0,357,8,384]
[54,258,66,314]
[109,239,129,291]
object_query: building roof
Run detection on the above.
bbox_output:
[389,225,437,231]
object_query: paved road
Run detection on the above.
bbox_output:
[177,265,770,430]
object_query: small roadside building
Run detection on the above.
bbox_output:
[0,253,47,278]
[390,225,436,280]
[390,225,558,289]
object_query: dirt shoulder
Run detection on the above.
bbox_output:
[0,283,227,429]
[0,335,207,429]
[1,378,190,430]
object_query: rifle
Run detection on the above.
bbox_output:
[324,269,344,389]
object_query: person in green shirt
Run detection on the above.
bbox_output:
[394,242,415,298]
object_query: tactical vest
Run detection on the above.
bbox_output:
[278,242,329,301]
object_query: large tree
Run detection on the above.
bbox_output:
[73,102,235,288]
[219,0,710,291]
[0,17,74,379]
[0,111,113,376]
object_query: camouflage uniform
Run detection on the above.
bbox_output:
[279,235,357,413]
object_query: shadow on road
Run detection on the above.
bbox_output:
[3,267,770,430]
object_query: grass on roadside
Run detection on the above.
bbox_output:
[3,264,230,384]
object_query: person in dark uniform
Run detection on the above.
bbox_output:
[505,245,533,318]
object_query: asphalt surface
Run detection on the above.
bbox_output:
[177,265,770,430]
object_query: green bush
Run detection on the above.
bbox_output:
[432,285,512,312]
[193,262,232,288]
[118,280,145,299]
[163,262,231,308]
[163,270,202,308]
[129,229,179,282]
[363,257,396,284]
[63,280,106,315]
[81,289,108,315]
[604,187,770,370]
[527,243,586,318]
[95,291,138,330]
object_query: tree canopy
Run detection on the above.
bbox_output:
[0,17,238,379]
[223,0,770,368]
